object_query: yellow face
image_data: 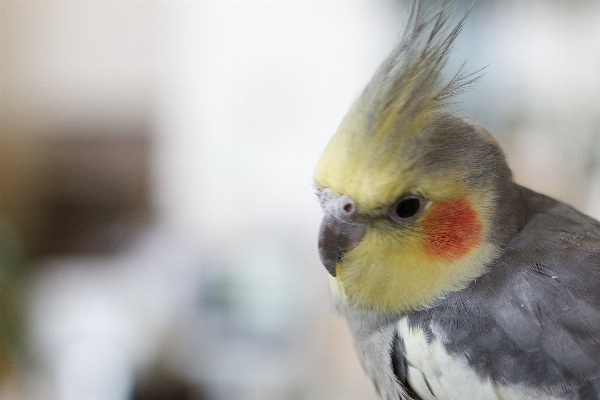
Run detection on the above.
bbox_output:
[315,123,500,313]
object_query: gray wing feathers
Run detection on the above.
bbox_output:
[491,190,600,384]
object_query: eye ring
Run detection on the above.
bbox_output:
[390,194,425,221]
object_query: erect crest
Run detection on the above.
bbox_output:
[349,0,481,142]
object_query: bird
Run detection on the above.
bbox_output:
[313,1,600,399]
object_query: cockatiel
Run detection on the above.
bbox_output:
[314,1,600,400]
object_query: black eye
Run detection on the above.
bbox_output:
[394,195,422,219]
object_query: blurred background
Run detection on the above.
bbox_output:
[1,1,600,399]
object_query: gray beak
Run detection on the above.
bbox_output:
[318,189,367,276]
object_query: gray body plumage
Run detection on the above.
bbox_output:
[339,186,600,399]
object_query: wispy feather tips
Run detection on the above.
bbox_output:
[356,0,481,138]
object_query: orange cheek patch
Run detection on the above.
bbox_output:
[421,199,482,260]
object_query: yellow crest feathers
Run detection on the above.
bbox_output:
[314,0,483,206]
[347,0,482,143]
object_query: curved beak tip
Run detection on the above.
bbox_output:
[318,213,366,278]
[323,260,337,277]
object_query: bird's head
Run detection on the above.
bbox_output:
[314,1,523,313]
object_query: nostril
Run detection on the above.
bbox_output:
[343,201,355,214]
